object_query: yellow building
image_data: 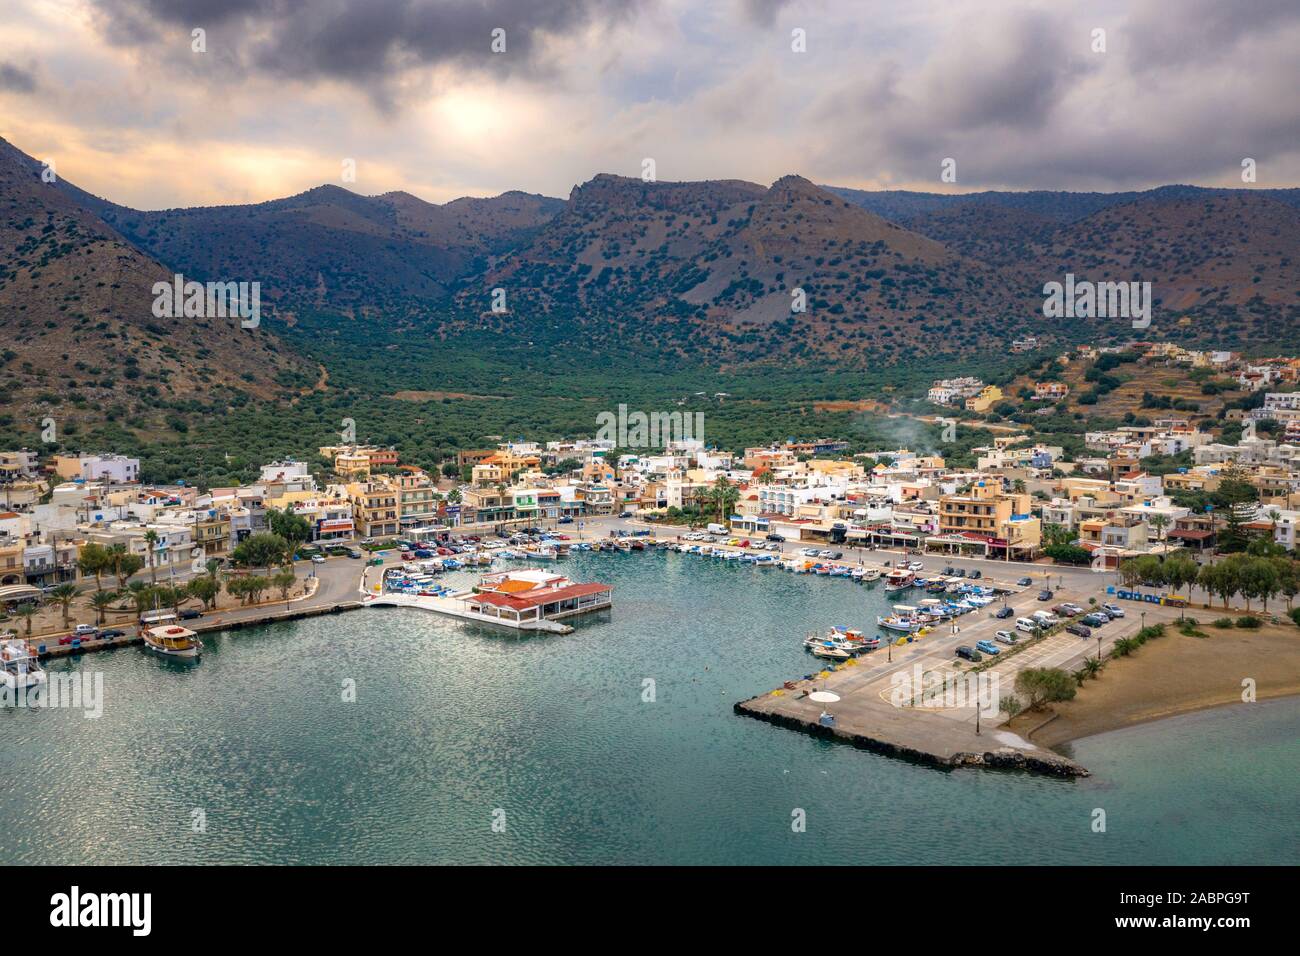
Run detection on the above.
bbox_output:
[964,385,1004,413]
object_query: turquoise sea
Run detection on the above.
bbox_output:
[3,550,1296,865]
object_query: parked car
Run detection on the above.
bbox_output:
[906,561,924,571]
[1015,617,1041,634]
[1017,577,1033,587]
[558,516,574,524]
[1037,589,1053,601]
[179,609,202,620]
[619,511,633,518]
[994,606,1015,619]
[1083,613,1109,627]
[346,550,363,559]
[955,645,983,662]
[953,568,967,578]
[100,629,126,639]
[975,640,1000,656]
[1052,605,1076,618]
[1102,603,1125,618]
[1033,610,1059,626]
[994,630,1017,645]
[1066,623,1093,638]
[1061,603,1086,616]
[828,551,843,560]
[969,569,982,579]
[942,566,956,576]
[73,624,98,637]
[765,533,785,542]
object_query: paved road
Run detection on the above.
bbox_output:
[572,515,1116,592]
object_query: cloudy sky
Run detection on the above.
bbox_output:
[2,0,1298,209]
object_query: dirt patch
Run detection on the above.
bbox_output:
[1013,620,1300,749]
[390,390,506,401]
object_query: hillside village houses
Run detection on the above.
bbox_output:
[5,376,1300,596]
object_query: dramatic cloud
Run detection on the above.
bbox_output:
[0,0,1297,207]
[0,61,36,93]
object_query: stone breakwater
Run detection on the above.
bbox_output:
[734,697,1089,778]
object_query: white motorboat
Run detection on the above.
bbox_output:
[0,639,46,692]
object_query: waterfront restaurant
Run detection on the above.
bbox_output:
[465,570,613,626]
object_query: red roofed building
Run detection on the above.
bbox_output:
[465,569,613,626]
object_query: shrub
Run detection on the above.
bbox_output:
[1213,617,1235,628]
[1236,616,1262,629]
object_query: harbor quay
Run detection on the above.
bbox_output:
[734,576,1189,777]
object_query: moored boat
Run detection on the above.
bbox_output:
[1,639,47,691]
[142,624,203,659]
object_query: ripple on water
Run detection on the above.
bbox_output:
[1,551,1296,864]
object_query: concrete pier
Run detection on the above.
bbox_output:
[735,681,1088,776]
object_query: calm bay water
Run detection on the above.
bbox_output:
[3,550,1297,865]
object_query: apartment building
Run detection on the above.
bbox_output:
[349,482,400,538]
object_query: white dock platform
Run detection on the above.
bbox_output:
[363,591,577,634]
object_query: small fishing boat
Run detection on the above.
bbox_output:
[807,642,850,661]
[0,639,46,692]
[859,568,881,582]
[883,569,914,593]
[142,624,203,659]
[876,614,921,633]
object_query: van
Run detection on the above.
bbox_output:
[707,523,727,535]
[1015,617,1039,634]
[1032,610,1058,626]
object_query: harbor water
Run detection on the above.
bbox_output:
[2,549,1296,864]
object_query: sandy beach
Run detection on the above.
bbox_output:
[1012,618,1300,749]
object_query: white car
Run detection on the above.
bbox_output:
[906,561,924,571]
[311,555,326,564]
[1102,603,1125,617]
[995,630,1017,645]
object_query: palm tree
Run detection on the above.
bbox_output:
[1081,657,1103,680]
[49,583,78,626]
[126,580,153,614]
[709,476,740,524]
[13,603,37,637]
[89,590,120,626]
[143,529,159,584]
[1148,513,1170,545]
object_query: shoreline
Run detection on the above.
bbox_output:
[1015,623,1300,750]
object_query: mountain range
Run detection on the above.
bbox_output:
[3,133,1299,435]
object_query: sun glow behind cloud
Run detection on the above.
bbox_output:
[0,0,1297,208]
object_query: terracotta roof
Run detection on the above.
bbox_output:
[468,582,611,611]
